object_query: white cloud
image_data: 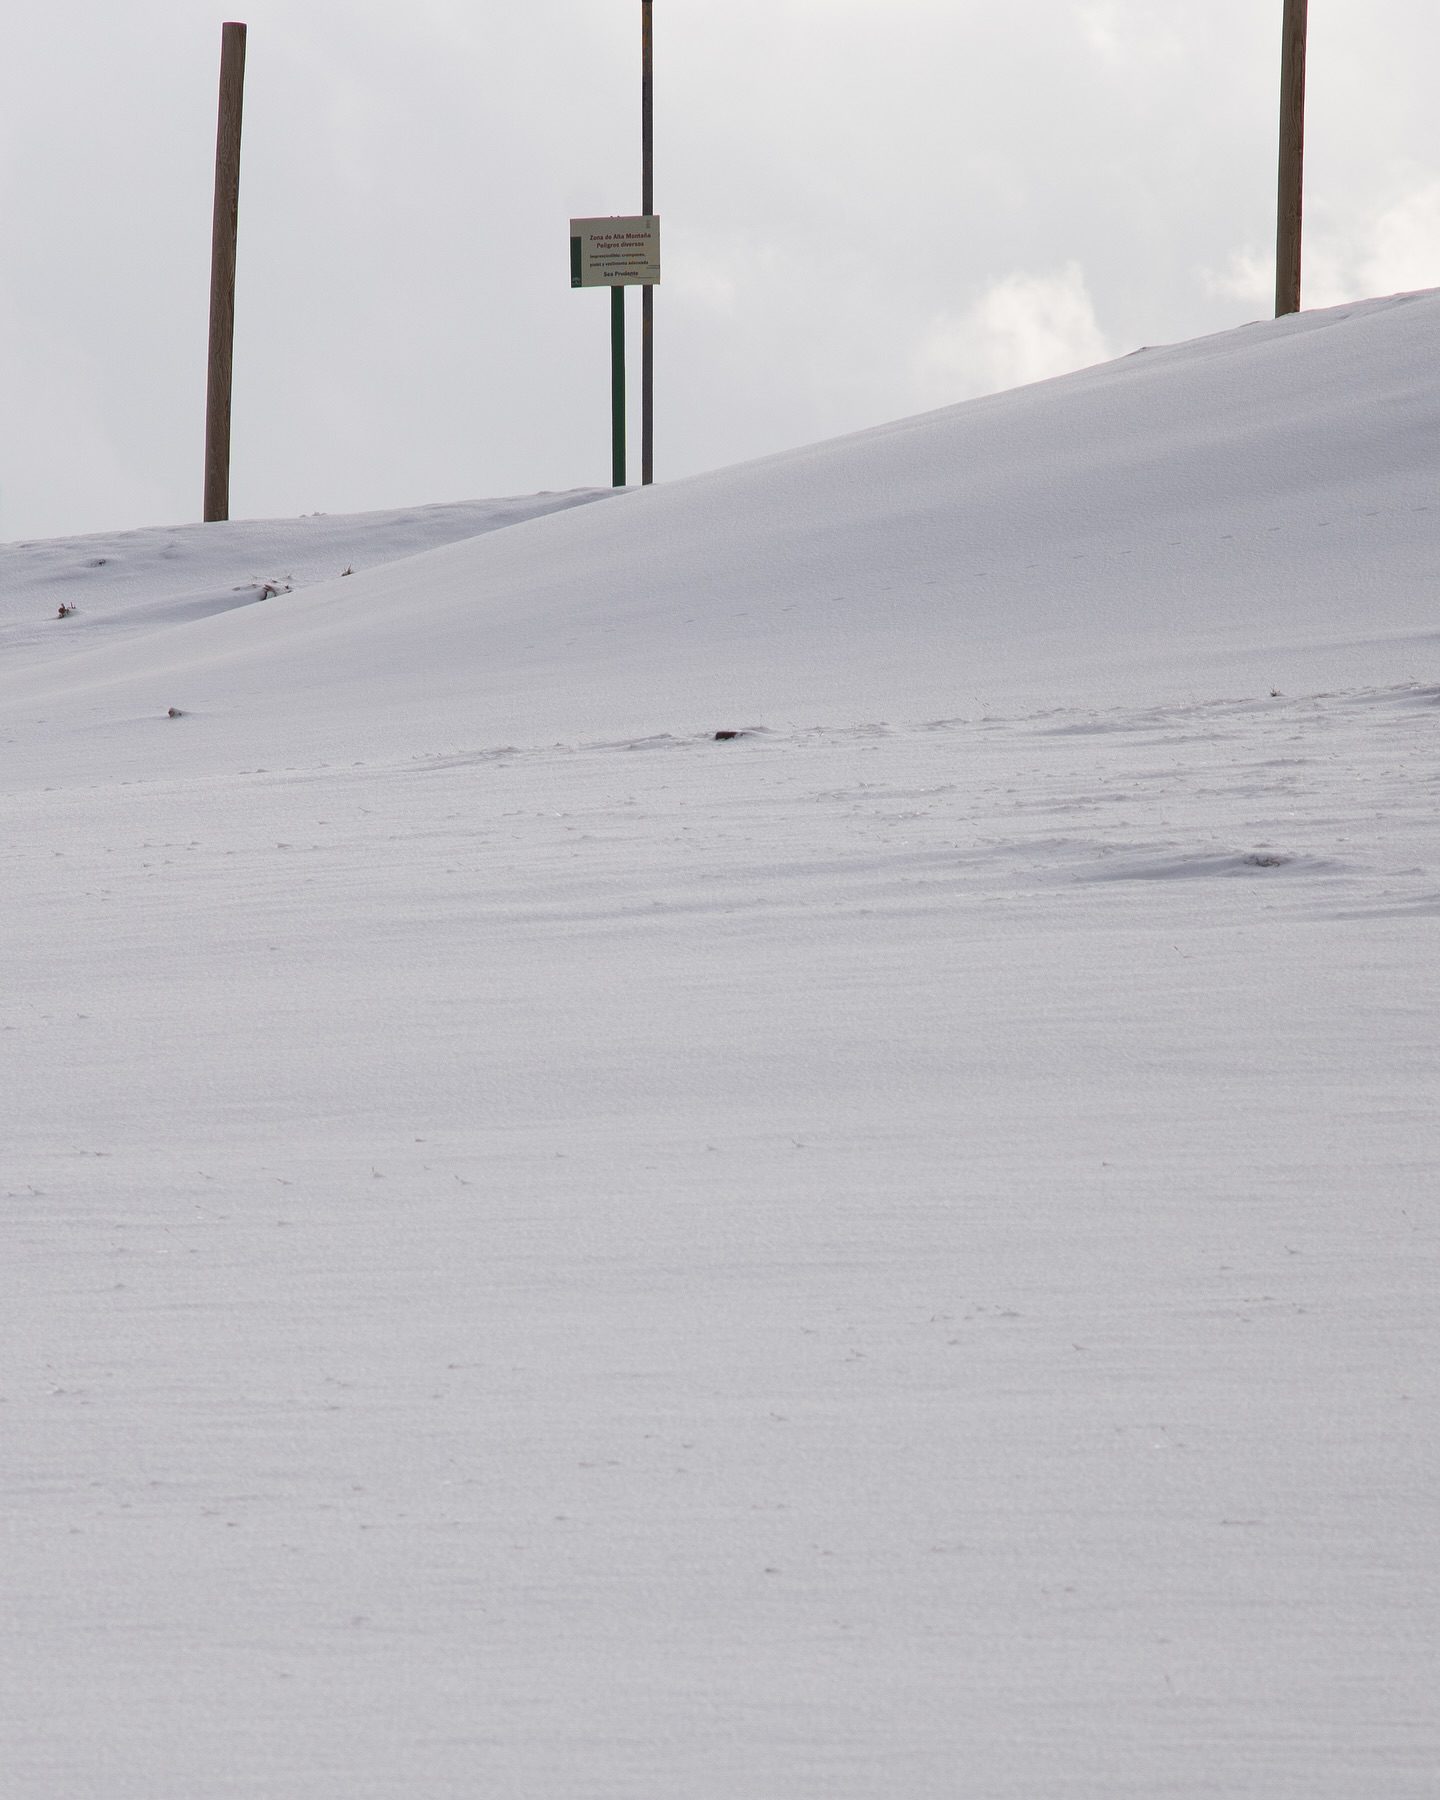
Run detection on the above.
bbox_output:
[1323,179,1440,303]
[1203,250,1272,310]
[914,263,1111,404]
[1075,1,1186,71]
[665,244,741,318]
[1205,177,1440,316]
[0,296,170,541]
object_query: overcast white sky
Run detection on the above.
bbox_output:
[2,1,1438,540]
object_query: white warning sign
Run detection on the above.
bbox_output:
[570,216,661,287]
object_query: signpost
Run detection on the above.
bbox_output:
[570,216,661,488]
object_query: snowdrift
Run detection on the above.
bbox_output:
[6,292,1439,774]
[5,295,1440,1800]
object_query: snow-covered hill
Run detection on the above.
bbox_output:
[0,488,609,673]
[3,297,1437,1800]
[6,292,1438,786]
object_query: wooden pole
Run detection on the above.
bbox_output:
[641,0,654,485]
[1275,0,1308,317]
[205,22,247,522]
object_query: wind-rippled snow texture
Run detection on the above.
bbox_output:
[3,297,1438,1798]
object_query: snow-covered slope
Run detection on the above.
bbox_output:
[5,293,1438,788]
[0,489,609,670]
[3,299,1438,1800]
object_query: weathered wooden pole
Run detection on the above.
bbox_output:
[1275,0,1308,317]
[641,0,655,485]
[204,21,247,522]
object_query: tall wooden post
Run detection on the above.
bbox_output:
[205,22,247,522]
[641,0,655,485]
[1275,0,1308,317]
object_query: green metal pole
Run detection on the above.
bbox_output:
[611,284,626,487]
[641,0,654,484]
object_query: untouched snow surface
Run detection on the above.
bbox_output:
[3,294,1439,1798]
